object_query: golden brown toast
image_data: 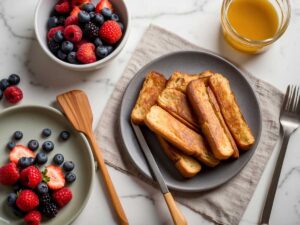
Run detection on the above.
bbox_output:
[207,87,239,158]
[145,106,219,167]
[157,88,200,132]
[131,71,167,125]
[209,74,255,150]
[157,136,201,178]
[187,79,234,160]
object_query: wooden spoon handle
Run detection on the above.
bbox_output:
[87,131,129,225]
[163,192,187,225]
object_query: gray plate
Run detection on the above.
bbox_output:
[0,105,94,224]
[119,51,262,192]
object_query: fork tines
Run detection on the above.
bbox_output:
[283,85,300,113]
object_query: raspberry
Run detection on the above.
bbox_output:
[20,166,42,189]
[4,86,23,104]
[75,39,88,50]
[65,15,78,26]
[76,43,96,64]
[0,163,20,185]
[47,26,64,40]
[52,187,73,208]
[83,22,99,40]
[16,190,39,212]
[99,20,122,44]
[55,0,71,14]
[64,25,83,43]
[24,210,42,225]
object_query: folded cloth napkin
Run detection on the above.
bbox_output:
[95,25,283,225]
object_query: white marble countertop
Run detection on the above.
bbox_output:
[0,0,299,224]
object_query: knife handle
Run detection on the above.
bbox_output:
[164,192,188,225]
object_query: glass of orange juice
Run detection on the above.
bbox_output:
[221,0,291,53]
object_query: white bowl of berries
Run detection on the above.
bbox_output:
[35,0,130,71]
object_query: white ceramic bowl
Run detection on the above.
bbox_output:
[34,0,130,71]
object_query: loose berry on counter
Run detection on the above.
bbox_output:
[78,11,91,24]
[45,165,65,190]
[0,78,10,90]
[37,182,49,194]
[47,16,59,29]
[24,210,42,225]
[67,52,78,64]
[48,39,61,53]
[7,141,16,150]
[8,74,20,85]
[28,140,39,151]
[111,13,119,22]
[82,3,95,13]
[0,163,20,185]
[20,166,42,188]
[93,13,104,26]
[55,0,71,14]
[36,152,48,165]
[4,86,23,104]
[83,22,99,39]
[94,37,103,47]
[14,131,23,140]
[10,145,35,164]
[65,172,76,183]
[57,50,67,61]
[42,141,54,152]
[63,161,75,172]
[53,30,64,43]
[16,190,39,212]
[47,26,64,40]
[96,46,108,58]
[77,43,96,64]
[64,25,83,43]
[99,20,122,44]
[53,153,64,165]
[52,187,73,208]
[70,6,81,17]
[42,128,52,137]
[96,0,113,13]
[65,15,78,26]
[18,157,31,169]
[7,193,17,207]
[61,41,74,53]
[101,8,113,19]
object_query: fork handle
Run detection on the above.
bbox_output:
[260,133,290,225]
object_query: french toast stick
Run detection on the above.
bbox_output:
[156,136,201,178]
[207,87,239,158]
[157,88,200,132]
[209,74,255,150]
[145,106,219,167]
[187,80,234,160]
[131,71,167,125]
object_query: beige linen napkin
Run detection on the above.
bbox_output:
[95,25,283,225]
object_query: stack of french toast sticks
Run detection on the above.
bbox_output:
[131,70,255,178]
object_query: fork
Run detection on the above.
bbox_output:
[260,85,300,225]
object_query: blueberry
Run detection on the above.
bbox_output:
[60,131,70,140]
[48,39,60,53]
[47,16,58,29]
[67,52,78,64]
[8,74,20,85]
[89,11,96,20]
[7,193,17,207]
[106,45,113,54]
[36,152,48,165]
[42,128,52,137]
[63,161,75,172]
[14,131,23,140]
[28,140,39,151]
[78,11,91,23]
[18,157,30,168]
[111,14,119,22]
[28,157,35,166]
[54,30,64,43]
[57,50,67,61]
[61,41,74,53]
[82,3,95,13]
[0,79,10,91]
[93,13,104,25]
[118,22,124,31]
[53,153,64,165]
[96,46,108,58]
[65,172,76,183]
[7,141,16,150]
[94,37,103,47]
[42,141,54,152]
[37,182,49,194]
[101,8,112,19]
[0,89,3,100]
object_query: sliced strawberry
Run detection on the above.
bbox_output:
[9,145,35,164]
[45,165,65,190]
[71,0,91,8]
[70,6,81,17]
[95,0,113,13]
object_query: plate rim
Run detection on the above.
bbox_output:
[0,104,95,224]
[119,50,262,192]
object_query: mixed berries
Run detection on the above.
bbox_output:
[0,128,76,225]
[47,0,124,65]
[0,73,23,104]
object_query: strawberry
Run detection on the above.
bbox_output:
[64,25,83,43]
[24,210,42,225]
[70,6,81,17]
[71,0,91,8]
[65,15,78,26]
[0,163,20,185]
[16,190,39,212]
[76,43,96,64]
[4,86,23,104]
[47,26,64,40]
[52,187,73,208]
[99,20,122,44]
[55,0,71,14]
[95,0,113,13]
[45,165,65,190]
[10,145,35,164]
[20,166,42,189]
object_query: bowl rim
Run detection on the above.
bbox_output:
[34,0,131,70]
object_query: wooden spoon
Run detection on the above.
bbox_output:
[57,90,129,225]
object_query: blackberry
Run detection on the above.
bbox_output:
[48,40,60,53]
[40,202,58,218]
[39,193,51,205]
[84,22,99,40]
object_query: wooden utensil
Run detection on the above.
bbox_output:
[57,90,129,225]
